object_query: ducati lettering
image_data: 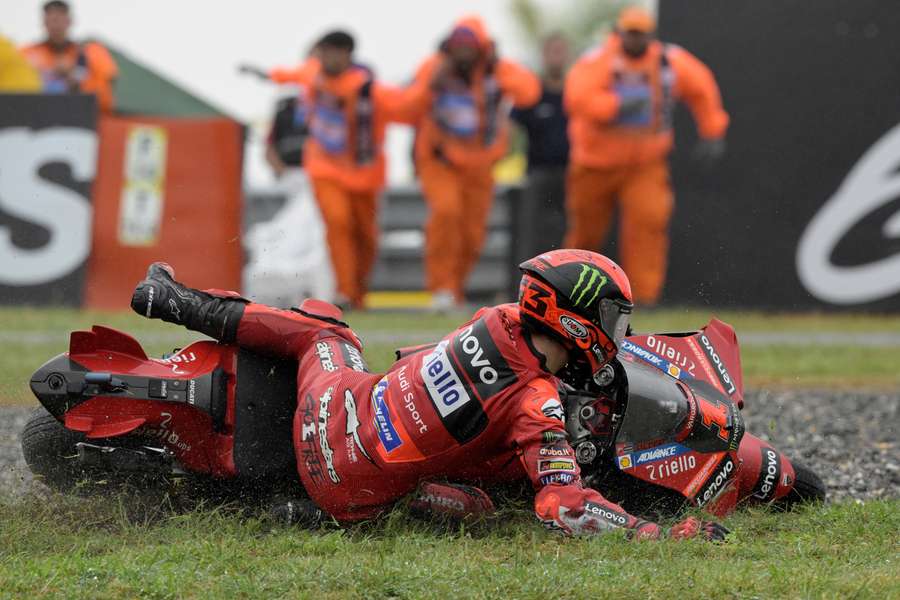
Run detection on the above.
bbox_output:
[339,342,369,372]
[584,502,628,527]
[571,264,607,307]
[647,453,697,481]
[317,387,340,483]
[316,342,337,372]
[696,456,735,507]
[752,448,782,501]
[699,335,737,395]
[343,389,373,464]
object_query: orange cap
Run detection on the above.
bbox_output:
[617,6,656,33]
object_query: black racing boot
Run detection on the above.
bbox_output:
[130,262,247,343]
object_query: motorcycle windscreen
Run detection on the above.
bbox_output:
[616,359,690,445]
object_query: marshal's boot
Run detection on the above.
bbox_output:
[130,262,247,343]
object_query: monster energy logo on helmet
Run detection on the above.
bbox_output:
[571,264,607,307]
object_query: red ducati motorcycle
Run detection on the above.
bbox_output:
[22,315,826,518]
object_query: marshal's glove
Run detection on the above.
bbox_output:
[667,516,730,542]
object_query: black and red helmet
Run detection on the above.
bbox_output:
[518,250,633,379]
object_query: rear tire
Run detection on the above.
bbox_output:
[778,460,827,508]
[20,408,156,494]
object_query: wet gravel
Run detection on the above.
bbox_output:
[2,390,898,502]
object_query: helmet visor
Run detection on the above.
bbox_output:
[599,298,632,345]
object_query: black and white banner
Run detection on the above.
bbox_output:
[659,0,900,310]
[0,94,97,305]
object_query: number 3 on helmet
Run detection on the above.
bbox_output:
[518,250,634,381]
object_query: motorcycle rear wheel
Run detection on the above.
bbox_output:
[20,408,158,494]
[777,460,827,508]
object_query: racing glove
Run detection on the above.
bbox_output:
[667,516,730,542]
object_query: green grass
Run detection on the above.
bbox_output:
[2,307,898,406]
[0,496,897,599]
[2,307,898,597]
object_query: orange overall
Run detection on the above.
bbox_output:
[408,16,540,299]
[21,40,117,112]
[564,35,728,304]
[274,59,422,307]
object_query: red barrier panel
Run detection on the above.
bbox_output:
[84,116,243,310]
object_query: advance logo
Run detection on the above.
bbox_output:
[618,442,688,470]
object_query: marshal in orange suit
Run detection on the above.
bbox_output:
[270,31,422,309]
[408,16,540,310]
[21,1,117,112]
[564,6,729,305]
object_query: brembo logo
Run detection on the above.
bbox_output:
[571,264,607,307]
[699,335,736,395]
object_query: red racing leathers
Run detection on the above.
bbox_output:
[229,299,660,537]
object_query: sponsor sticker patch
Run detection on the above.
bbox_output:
[539,458,576,474]
[540,398,564,422]
[696,455,736,507]
[316,341,337,372]
[539,472,575,486]
[617,442,688,471]
[371,377,402,452]
[752,447,782,502]
[620,339,690,382]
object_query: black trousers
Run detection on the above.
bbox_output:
[512,166,568,266]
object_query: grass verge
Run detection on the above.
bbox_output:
[0,495,897,599]
[2,308,899,406]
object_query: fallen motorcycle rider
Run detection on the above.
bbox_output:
[131,250,730,540]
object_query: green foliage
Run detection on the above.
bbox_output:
[0,496,897,598]
[509,0,630,58]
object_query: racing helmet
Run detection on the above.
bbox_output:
[518,250,633,380]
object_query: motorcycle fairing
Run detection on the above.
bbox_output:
[622,318,744,409]
[614,332,745,508]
